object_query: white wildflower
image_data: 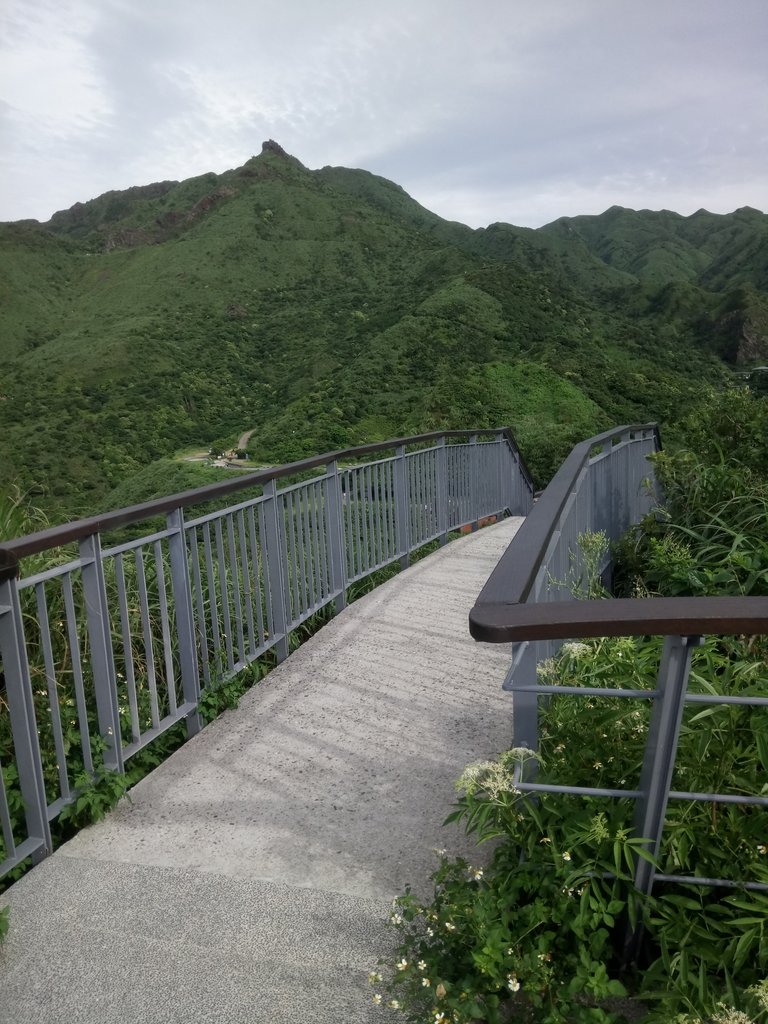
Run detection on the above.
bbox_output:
[396,959,408,971]
[562,641,590,659]
[372,993,382,1005]
[507,975,521,993]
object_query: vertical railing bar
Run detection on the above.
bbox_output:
[0,577,52,862]
[342,471,355,579]
[299,484,313,608]
[321,479,333,596]
[299,484,313,605]
[79,533,123,772]
[261,480,290,661]
[469,438,479,528]
[257,502,275,643]
[353,470,364,577]
[134,547,161,731]
[214,518,235,673]
[411,455,420,547]
[62,573,95,772]
[324,459,347,611]
[165,510,202,737]
[202,522,222,677]
[420,453,428,540]
[226,515,246,664]
[292,488,306,614]
[385,464,397,561]
[285,491,301,623]
[412,455,421,547]
[309,481,324,602]
[423,452,431,540]
[380,464,391,569]
[247,505,266,648]
[0,755,16,859]
[357,467,367,572]
[189,528,211,686]
[113,554,141,744]
[383,461,393,561]
[358,468,370,573]
[366,464,378,569]
[367,464,377,567]
[153,540,177,718]
[425,451,433,540]
[34,582,71,800]
[466,444,472,524]
[436,437,448,544]
[633,635,702,898]
[394,445,410,568]
[238,510,257,658]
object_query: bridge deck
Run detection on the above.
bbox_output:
[0,518,522,1024]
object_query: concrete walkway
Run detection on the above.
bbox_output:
[0,518,522,1024]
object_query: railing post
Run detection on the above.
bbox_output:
[633,634,702,896]
[325,459,347,612]
[0,574,53,863]
[166,508,202,738]
[261,479,290,663]
[469,434,479,531]
[495,430,506,517]
[394,444,411,569]
[503,641,540,773]
[436,437,448,546]
[79,534,124,773]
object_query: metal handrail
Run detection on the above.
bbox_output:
[469,423,768,640]
[0,426,533,880]
[468,422,768,899]
[0,428,533,572]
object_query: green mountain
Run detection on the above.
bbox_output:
[1,141,764,515]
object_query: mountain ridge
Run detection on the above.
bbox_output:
[0,144,764,514]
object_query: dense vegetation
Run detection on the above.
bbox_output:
[2,141,766,519]
[377,390,768,1023]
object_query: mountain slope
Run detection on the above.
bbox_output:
[2,142,759,513]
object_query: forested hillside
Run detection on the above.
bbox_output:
[1,141,765,517]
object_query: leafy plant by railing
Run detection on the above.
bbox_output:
[375,633,768,1022]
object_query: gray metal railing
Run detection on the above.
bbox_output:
[0,429,533,880]
[469,423,768,897]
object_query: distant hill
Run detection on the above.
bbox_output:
[1,141,764,514]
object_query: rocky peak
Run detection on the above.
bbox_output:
[261,139,289,158]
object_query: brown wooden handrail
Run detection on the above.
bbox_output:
[469,595,768,642]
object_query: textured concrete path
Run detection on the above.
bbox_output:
[0,518,522,1024]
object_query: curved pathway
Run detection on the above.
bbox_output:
[0,518,522,1024]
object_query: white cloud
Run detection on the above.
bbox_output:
[0,0,766,224]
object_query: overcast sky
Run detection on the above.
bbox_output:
[1,0,766,229]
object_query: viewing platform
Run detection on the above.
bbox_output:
[0,517,522,1024]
